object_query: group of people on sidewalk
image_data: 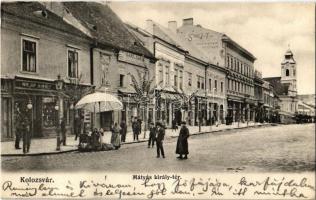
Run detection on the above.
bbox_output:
[15,107,68,154]
[148,121,190,160]
[78,121,128,151]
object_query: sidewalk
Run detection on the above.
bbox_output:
[1,122,271,156]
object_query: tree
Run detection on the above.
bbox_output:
[63,73,94,133]
[172,86,199,125]
[128,69,156,138]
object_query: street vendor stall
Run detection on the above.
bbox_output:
[75,91,123,151]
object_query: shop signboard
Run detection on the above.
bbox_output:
[118,50,150,67]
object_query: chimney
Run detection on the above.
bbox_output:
[182,18,193,26]
[168,21,177,33]
[145,19,154,34]
[41,2,65,17]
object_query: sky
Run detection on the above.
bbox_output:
[109,2,315,95]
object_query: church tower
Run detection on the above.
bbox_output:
[281,48,297,96]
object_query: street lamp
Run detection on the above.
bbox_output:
[55,74,64,151]
[27,98,33,137]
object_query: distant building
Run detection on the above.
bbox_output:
[264,49,299,123]
[177,18,256,123]
[127,19,227,127]
[297,94,315,120]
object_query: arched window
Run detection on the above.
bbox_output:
[286,69,289,76]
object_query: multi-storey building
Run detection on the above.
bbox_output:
[1,2,92,140]
[126,20,187,127]
[254,69,264,122]
[1,1,156,142]
[127,19,227,127]
[55,2,156,130]
[176,18,256,124]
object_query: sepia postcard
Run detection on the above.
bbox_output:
[0,1,315,199]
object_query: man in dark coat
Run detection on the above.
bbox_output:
[120,120,127,142]
[176,121,190,159]
[15,108,23,149]
[172,118,178,132]
[148,122,156,148]
[156,122,165,158]
[19,110,31,154]
[132,117,139,141]
[74,115,82,141]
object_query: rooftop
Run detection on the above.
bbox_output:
[62,2,154,59]
[1,2,88,39]
[263,77,290,96]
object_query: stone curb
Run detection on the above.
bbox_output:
[1,123,276,157]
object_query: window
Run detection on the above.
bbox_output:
[197,76,204,89]
[215,80,218,91]
[201,77,204,89]
[237,61,239,72]
[241,63,243,74]
[42,97,57,128]
[22,39,37,72]
[68,50,78,78]
[158,64,163,84]
[227,56,230,68]
[293,69,296,76]
[165,66,170,85]
[286,69,289,76]
[221,82,223,93]
[237,82,240,92]
[174,68,178,87]
[187,72,192,86]
[209,79,212,90]
[119,74,124,87]
[231,58,233,69]
[179,70,183,89]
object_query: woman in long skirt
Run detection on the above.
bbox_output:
[111,123,121,150]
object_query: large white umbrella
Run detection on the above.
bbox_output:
[75,92,123,112]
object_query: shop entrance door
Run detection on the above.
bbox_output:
[100,111,113,131]
[1,98,12,141]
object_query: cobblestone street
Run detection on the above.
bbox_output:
[1,124,315,172]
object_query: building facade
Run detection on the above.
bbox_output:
[177,18,256,124]
[1,2,93,140]
[46,2,156,131]
[264,49,299,124]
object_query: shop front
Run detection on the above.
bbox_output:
[1,76,92,140]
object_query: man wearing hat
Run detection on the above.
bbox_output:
[156,122,165,158]
[176,121,190,159]
[148,122,156,148]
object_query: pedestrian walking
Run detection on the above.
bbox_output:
[137,118,142,134]
[19,109,31,154]
[111,122,121,150]
[14,108,23,149]
[132,117,140,141]
[60,117,67,146]
[172,118,178,132]
[156,122,165,158]
[120,120,127,142]
[74,115,82,141]
[176,121,190,159]
[148,122,156,148]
